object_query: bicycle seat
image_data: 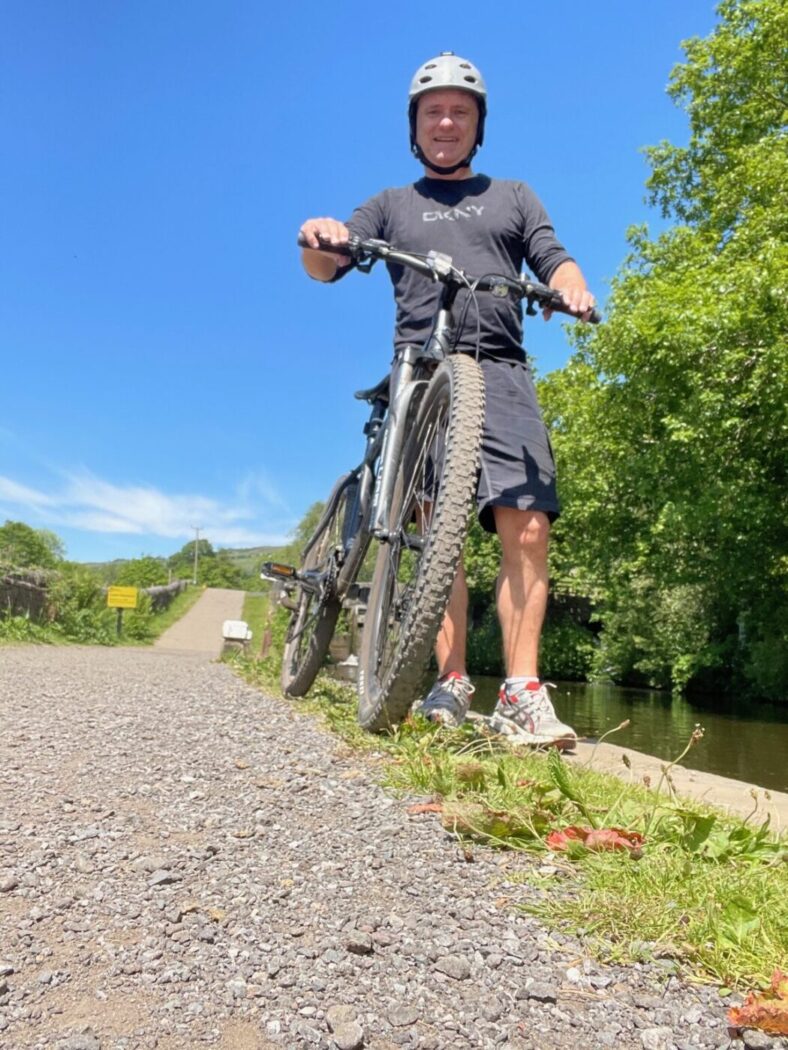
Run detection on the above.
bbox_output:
[354,375,390,405]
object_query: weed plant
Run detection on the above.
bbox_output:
[0,579,204,647]
[226,616,788,989]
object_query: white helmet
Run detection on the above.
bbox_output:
[408,52,487,173]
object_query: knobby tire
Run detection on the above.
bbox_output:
[357,354,484,732]
[280,480,356,697]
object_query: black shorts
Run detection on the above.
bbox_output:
[474,356,560,533]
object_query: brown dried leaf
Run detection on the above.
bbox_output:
[728,970,788,1035]
[406,802,443,815]
[546,826,644,853]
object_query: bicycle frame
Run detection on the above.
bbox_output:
[330,280,461,597]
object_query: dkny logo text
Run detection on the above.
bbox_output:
[423,205,485,222]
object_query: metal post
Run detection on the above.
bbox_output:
[192,526,202,585]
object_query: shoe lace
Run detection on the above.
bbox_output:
[441,674,474,707]
[432,672,474,713]
[501,681,556,715]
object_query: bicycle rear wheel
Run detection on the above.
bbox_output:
[357,354,484,731]
[281,478,356,697]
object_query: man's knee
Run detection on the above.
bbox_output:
[494,507,550,560]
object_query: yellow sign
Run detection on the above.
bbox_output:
[107,586,139,609]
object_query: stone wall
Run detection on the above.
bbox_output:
[0,570,50,621]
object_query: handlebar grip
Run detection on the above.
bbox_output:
[297,231,354,255]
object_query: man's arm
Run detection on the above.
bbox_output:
[546,260,596,322]
[299,217,353,282]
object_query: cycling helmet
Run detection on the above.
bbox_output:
[408,52,487,175]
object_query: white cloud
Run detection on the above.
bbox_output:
[0,468,293,548]
[0,477,56,508]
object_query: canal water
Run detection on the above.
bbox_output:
[471,678,788,793]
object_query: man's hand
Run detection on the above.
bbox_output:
[299,217,352,281]
[545,260,596,322]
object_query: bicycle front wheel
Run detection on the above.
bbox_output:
[281,478,356,697]
[357,354,484,731]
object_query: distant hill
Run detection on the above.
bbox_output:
[219,545,290,575]
[82,544,290,580]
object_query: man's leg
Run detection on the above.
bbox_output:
[493,506,550,677]
[416,562,474,726]
[492,505,575,746]
[435,562,468,677]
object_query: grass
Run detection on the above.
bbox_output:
[225,615,788,991]
[124,583,206,644]
[241,591,272,654]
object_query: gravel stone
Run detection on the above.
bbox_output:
[345,931,374,955]
[332,1021,365,1050]
[388,1004,421,1027]
[327,1005,359,1030]
[520,980,559,1003]
[0,640,759,1050]
[641,1028,674,1050]
[147,869,181,887]
[59,1034,102,1050]
[434,954,471,980]
[743,1033,781,1050]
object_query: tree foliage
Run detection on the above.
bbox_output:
[0,520,64,569]
[114,555,168,588]
[539,0,787,698]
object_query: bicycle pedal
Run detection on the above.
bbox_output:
[345,583,371,603]
[261,561,298,581]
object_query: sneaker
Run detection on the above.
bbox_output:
[416,672,475,727]
[491,680,577,749]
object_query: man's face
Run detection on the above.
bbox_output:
[415,88,479,171]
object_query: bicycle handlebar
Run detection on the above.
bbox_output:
[298,232,601,324]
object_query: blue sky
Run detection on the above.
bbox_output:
[1,1,719,563]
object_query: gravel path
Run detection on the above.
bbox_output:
[0,645,782,1050]
[154,588,244,657]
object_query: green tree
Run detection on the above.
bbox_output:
[168,538,215,579]
[199,550,244,589]
[115,555,168,588]
[540,0,787,698]
[0,521,64,569]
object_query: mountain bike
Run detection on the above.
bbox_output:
[263,236,599,732]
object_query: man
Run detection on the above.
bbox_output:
[299,53,595,747]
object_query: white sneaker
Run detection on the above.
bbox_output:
[491,681,576,749]
[416,672,475,727]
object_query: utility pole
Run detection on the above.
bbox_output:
[192,526,202,585]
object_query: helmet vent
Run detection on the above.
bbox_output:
[463,75,477,84]
[419,76,433,84]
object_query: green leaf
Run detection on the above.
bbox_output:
[718,896,760,949]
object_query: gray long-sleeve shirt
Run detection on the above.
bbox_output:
[339,174,573,360]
